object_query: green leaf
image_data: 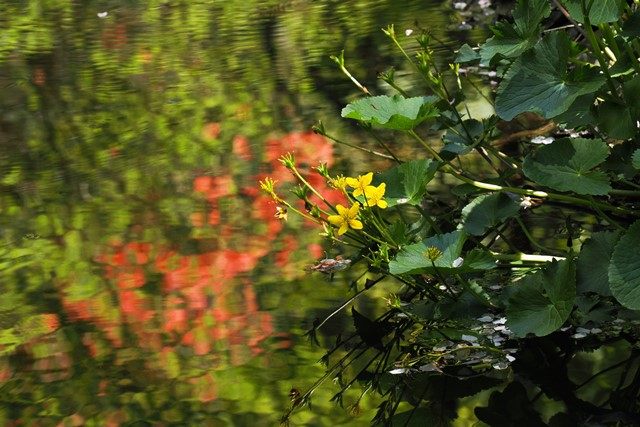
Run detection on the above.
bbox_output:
[622,10,640,37]
[461,193,521,236]
[389,231,466,275]
[479,0,551,65]
[475,382,546,426]
[507,259,576,337]
[553,93,596,128]
[633,149,640,170]
[609,220,640,309]
[602,140,640,179]
[495,32,605,121]
[561,0,625,25]
[389,231,495,275]
[577,231,621,295]
[381,407,451,427]
[522,138,611,195]
[352,307,385,350]
[597,100,636,140]
[455,43,480,63]
[374,159,439,207]
[341,95,439,130]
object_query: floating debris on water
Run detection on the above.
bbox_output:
[306,256,351,274]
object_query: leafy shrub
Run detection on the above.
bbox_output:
[265,0,640,425]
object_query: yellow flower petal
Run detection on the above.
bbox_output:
[377,199,388,209]
[327,215,343,225]
[349,219,363,230]
[347,203,360,218]
[338,223,349,235]
[345,177,359,188]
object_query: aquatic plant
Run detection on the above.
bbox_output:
[267,0,640,424]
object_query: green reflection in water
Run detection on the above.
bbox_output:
[0,0,485,425]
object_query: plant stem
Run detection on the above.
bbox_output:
[492,252,566,262]
[581,0,622,101]
[446,167,637,216]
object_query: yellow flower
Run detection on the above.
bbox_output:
[327,203,363,235]
[329,175,349,192]
[345,172,373,197]
[363,183,388,209]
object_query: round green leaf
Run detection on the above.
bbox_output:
[522,138,611,195]
[609,221,640,309]
[341,95,439,130]
[495,32,604,121]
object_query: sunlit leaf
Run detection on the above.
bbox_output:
[373,159,439,207]
[341,95,439,130]
[389,232,495,276]
[522,138,611,195]
[561,0,625,25]
[507,259,576,337]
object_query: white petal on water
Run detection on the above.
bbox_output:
[571,332,587,339]
[97,11,108,18]
[477,315,493,323]
[493,317,507,325]
[405,29,413,36]
[418,364,438,372]
[493,361,509,370]
[452,257,464,268]
[389,368,410,375]
[506,355,516,362]
[461,334,478,342]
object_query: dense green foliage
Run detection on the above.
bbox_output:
[270,1,640,425]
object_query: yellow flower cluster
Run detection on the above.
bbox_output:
[345,172,388,209]
[327,172,388,235]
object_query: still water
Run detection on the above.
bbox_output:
[0,1,488,425]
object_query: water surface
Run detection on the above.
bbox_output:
[0,1,487,425]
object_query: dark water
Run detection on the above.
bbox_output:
[0,1,489,425]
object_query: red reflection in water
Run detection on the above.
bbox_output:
[9,131,335,411]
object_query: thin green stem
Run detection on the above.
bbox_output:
[322,131,397,160]
[581,0,622,100]
[492,252,566,262]
[446,168,638,216]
